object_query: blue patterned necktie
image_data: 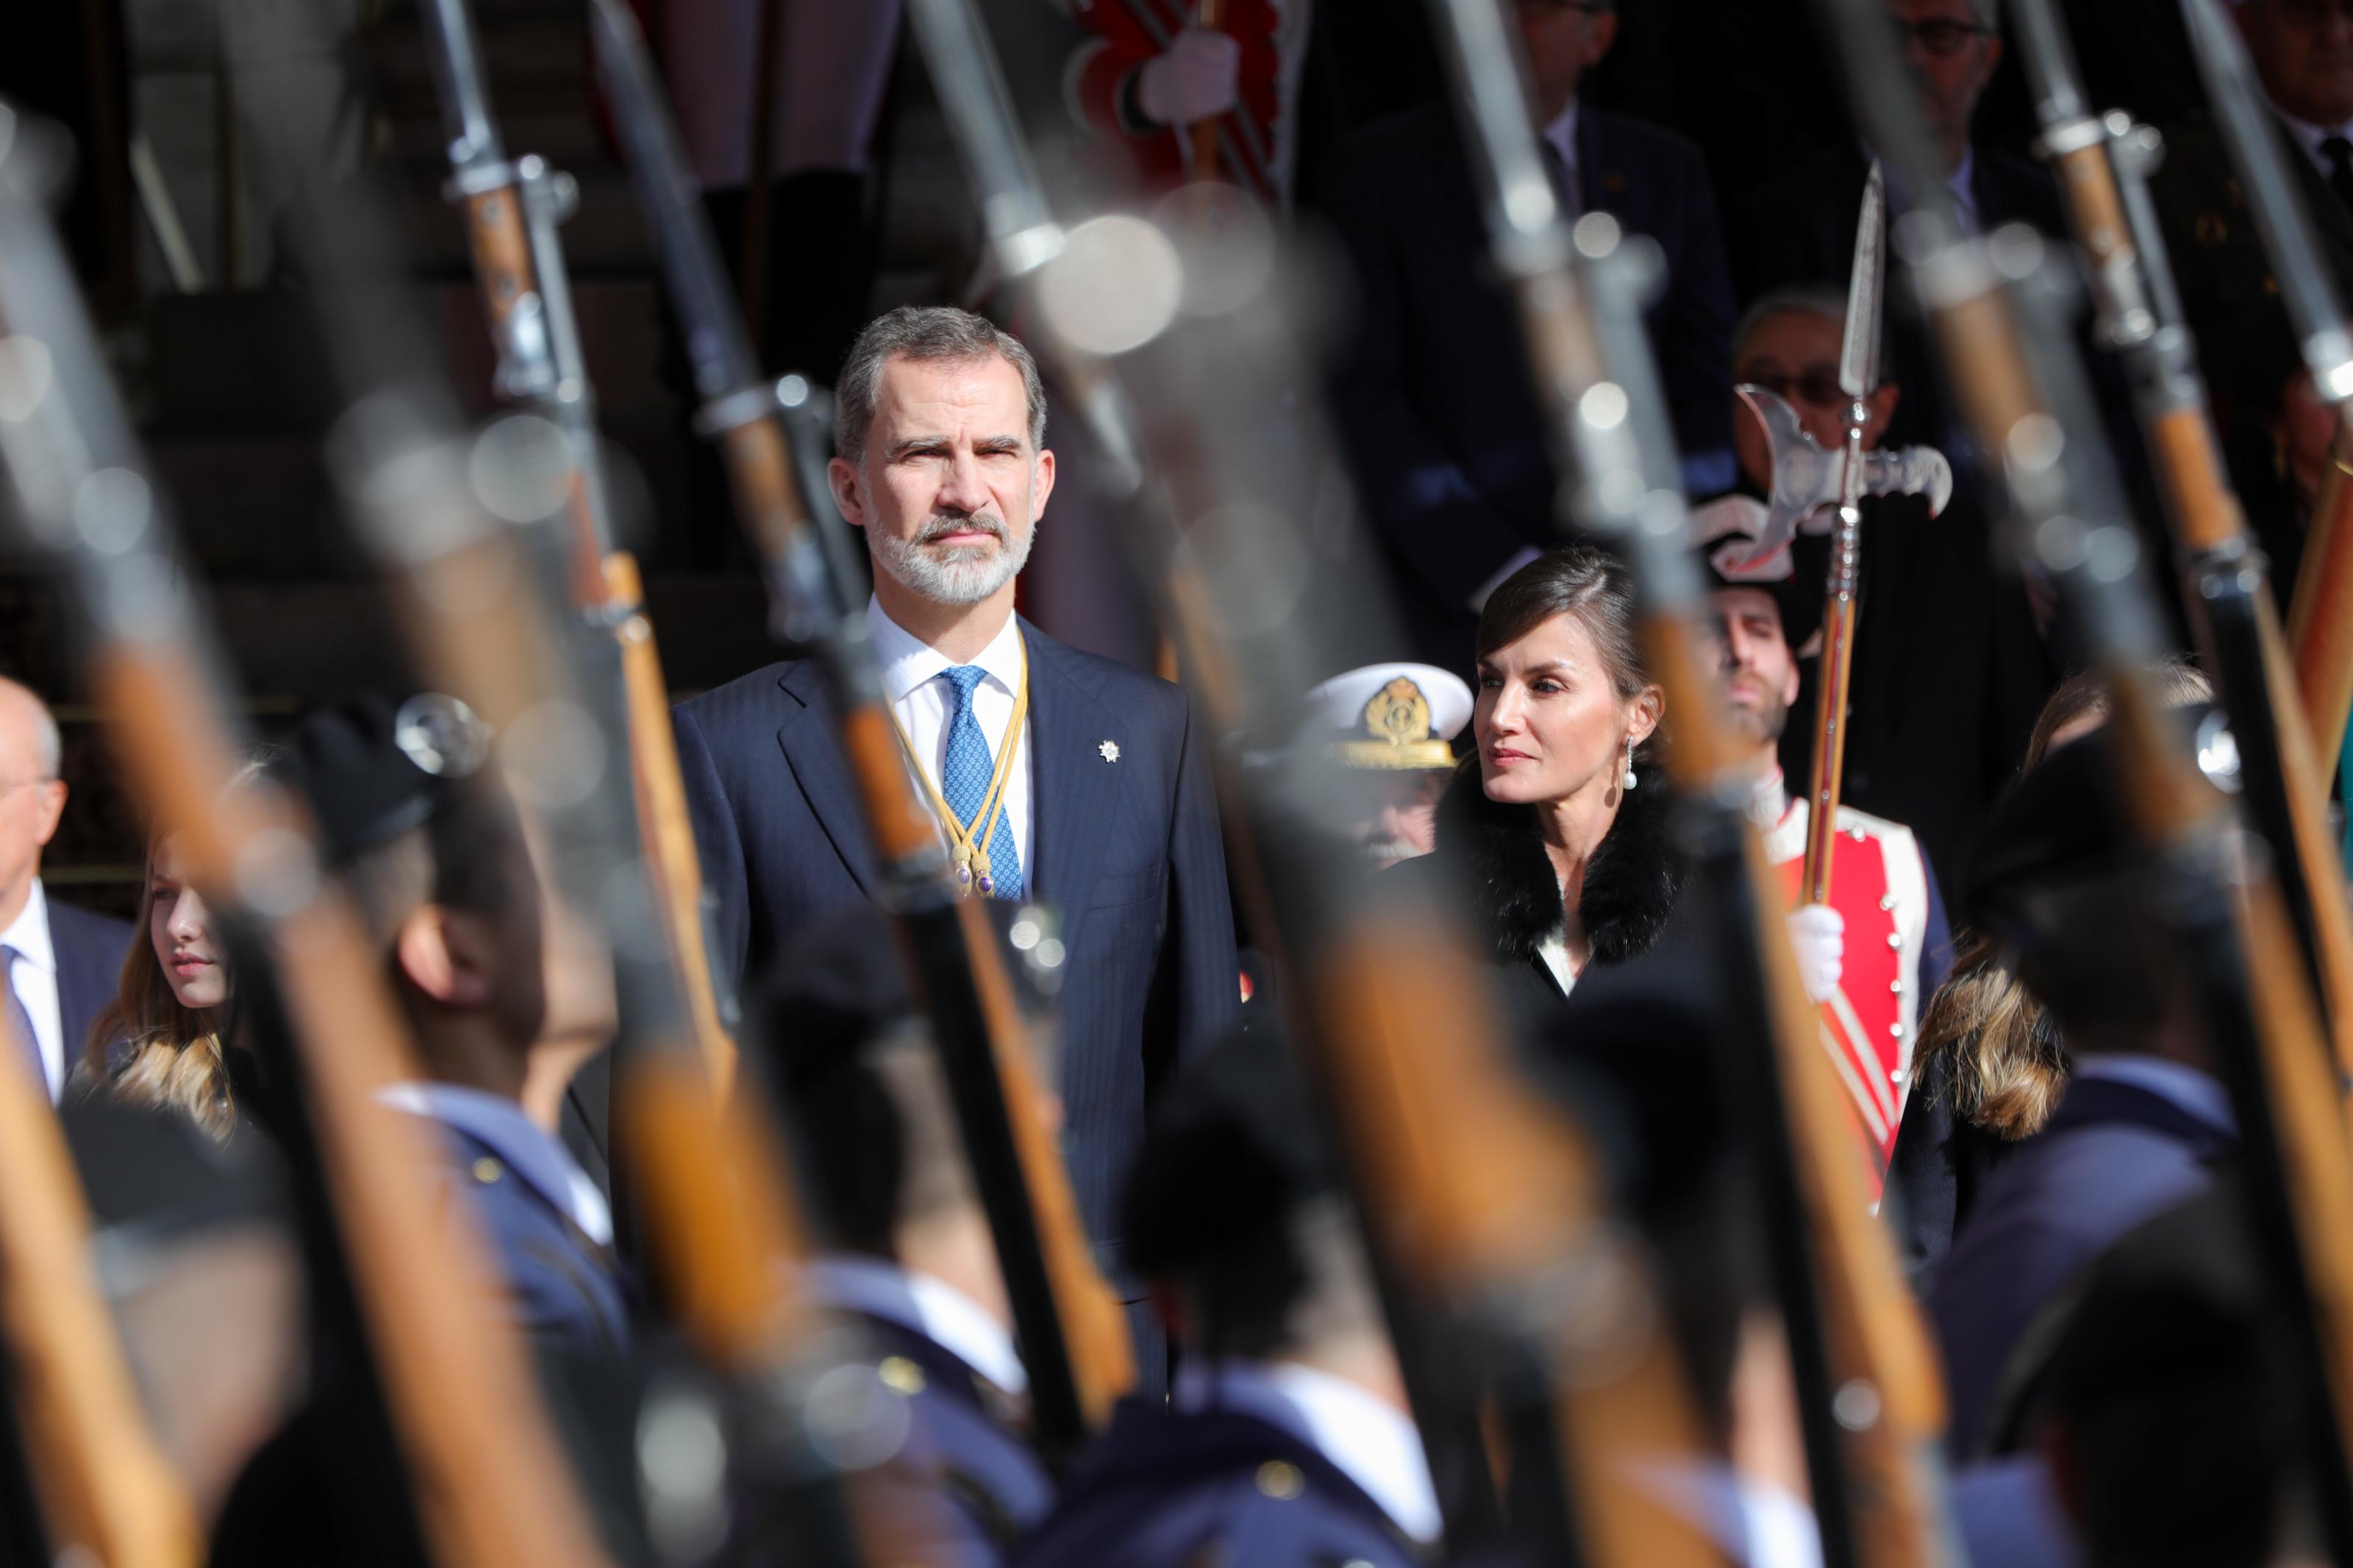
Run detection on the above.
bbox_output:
[938,665,1024,899]
[3,945,45,1099]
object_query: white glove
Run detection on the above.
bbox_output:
[1785,903,1845,1003]
[1136,28,1242,126]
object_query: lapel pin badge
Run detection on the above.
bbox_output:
[1098,739,1120,762]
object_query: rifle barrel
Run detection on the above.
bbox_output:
[0,100,615,1568]
[1818,0,2353,1556]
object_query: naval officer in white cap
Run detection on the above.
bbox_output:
[1300,663,1475,873]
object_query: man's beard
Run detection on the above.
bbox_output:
[1725,685,1790,750]
[870,512,1036,606]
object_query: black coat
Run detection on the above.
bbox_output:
[1385,759,1694,1034]
[1315,102,1738,674]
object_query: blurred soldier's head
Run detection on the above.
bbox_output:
[274,694,606,1093]
[1124,1023,1389,1378]
[0,676,66,930]
[1297,664,1473,871]
[761,904,1023,1328]
[1889,0,2003,171]
[829,307,1056,623]
[1732,288,1902,490]
[1513,0,1619,123]
[1965,715,2219,1062]
[2236,0,2353,131]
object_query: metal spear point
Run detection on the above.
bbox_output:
[1840,162,1887,438]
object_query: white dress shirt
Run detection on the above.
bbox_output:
[1,880,68,1103]
[1174,1358,1443,1544]
[868,597,1035,881]
[803,1252,1029,1396]
[376,1081,613,1245]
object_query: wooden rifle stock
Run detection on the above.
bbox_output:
[1309,916,1724,1568]
[0,1021,199,1567]
[2025,87,2353,1082]
[1925,225,2353,1564]
[1646,611,1954,1568]
[2290,422,2353,767]
[0,123,615,1568]
[1480,162,1954,1568]
[421,0,738,1093]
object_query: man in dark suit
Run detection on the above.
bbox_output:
[0,679,132,1099]
[766,906,1054,1558]
[1922,720,2238,1461]
[2150,0,2353,423]
[674,306,1239,1279]
[1314,0,1738,674]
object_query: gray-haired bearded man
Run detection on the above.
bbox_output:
[674,307,1241,1356]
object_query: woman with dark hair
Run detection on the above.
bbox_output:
[1390,544,1841,1021]
[1888,657,2215,1285]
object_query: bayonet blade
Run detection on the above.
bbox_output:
[1840,162,1886,403]
[2179,0,2353,400]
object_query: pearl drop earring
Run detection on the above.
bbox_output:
[1621,735,1638,790]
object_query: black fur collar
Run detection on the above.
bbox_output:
[1432,756,1686,969]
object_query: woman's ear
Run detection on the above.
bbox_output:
[1628,684,1666,748]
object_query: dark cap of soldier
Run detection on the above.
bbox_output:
[265,692,493,867]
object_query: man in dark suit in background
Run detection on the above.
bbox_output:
[675,306,1240,1291]
[0,678,132,1098]
[1730,0,2067,465]
[2150,0,2353,415]
[1314,0,1738,674]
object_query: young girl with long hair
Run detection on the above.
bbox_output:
[76,788,253,1140]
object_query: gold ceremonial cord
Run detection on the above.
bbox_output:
[889,634,1031,892]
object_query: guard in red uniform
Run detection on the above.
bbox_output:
[1694,495,1954,1184]
[1057,0,1311,202]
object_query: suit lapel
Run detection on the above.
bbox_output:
[774,663,880,898]
[1023,625,1124,913]
[2278,115,2353,263]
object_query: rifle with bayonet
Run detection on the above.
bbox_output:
[0,100,615,1568]
[1418,7,1960,1568]
[2163,2,2353,778]
[1819,0,2353,1558]
[0,1014,199,1567]
[235,16,940,1556]
[415,0,738,1095]
[2007,0,2353,1081]
[584,0,1136,1465]
[904,1,1739,1563]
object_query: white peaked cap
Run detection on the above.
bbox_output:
[1302,662,1474,771]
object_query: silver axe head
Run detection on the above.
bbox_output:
[1727,384,1954,569]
